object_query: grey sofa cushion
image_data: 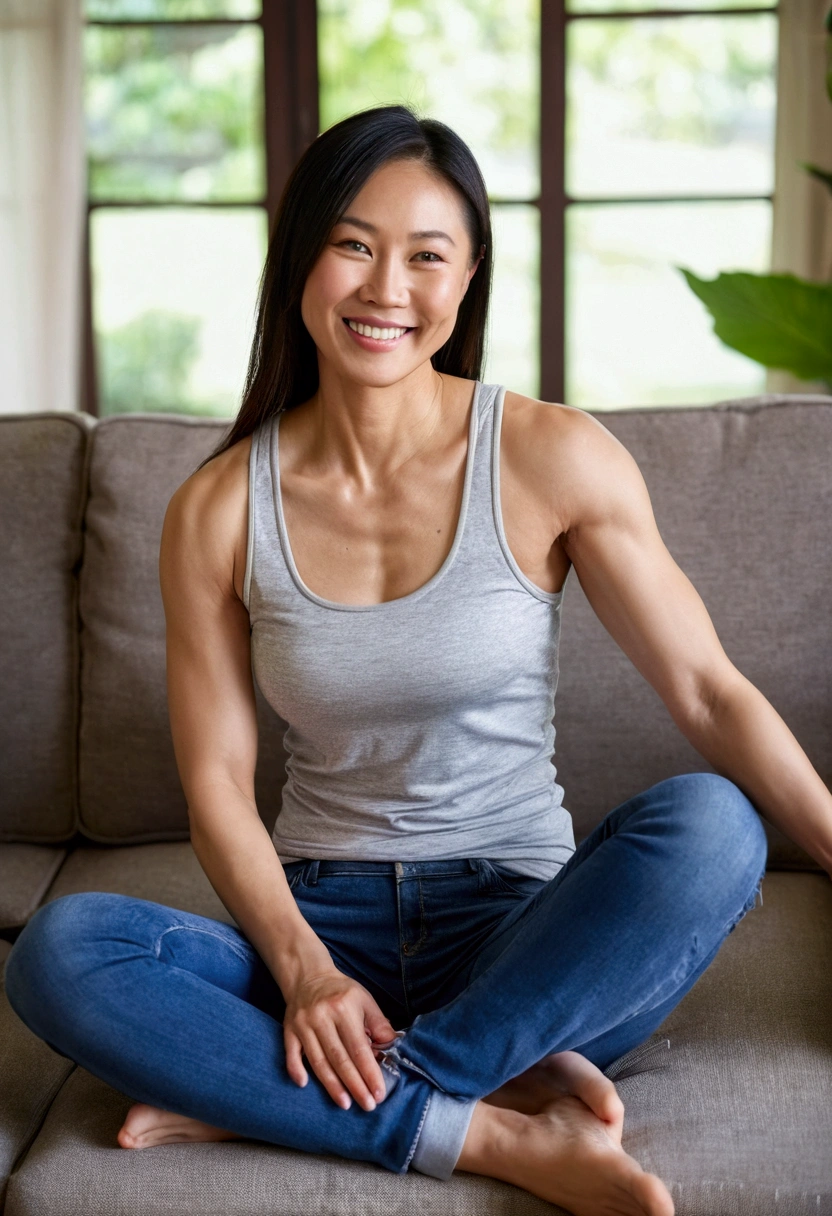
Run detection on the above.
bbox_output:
[0,846,66,932]
[615,870,832,1208]
[42,842,233,925]
[77,414,288,843]
[4,872,830,1215]
[3,1066,557,1216]
[0,413,91,842]
[0,972,75,1212]
[559,396,832,867]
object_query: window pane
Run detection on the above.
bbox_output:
[566,201,771,409]
[85,0,261,18]
[318,0,539,200]
[85,24,264,201]
[90,208,267,416]
[567,15,777,197]
[568,0,773,11]
[484,205,539,398]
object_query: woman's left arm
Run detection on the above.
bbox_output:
[553,409,832,877]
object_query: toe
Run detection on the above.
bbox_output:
[549,1052,624,1127]
[630,1169,675,1216]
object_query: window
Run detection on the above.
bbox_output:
[82,0,778,414]
[81,0,316,417]
[558,0,777,408]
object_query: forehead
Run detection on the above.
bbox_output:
[339,160,468,233]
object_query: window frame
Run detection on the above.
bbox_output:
[81,0,779,414]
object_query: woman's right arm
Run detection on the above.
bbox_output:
[158,452,393,1112]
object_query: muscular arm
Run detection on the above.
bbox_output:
[543,407,832,875]
[159,461,334,994]
[159,456,393,1110]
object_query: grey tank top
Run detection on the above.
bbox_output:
[243,380,576,881]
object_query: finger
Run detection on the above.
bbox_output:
[301,1028,355,1110]
[283,1027,308,1088]
[315,1023,380,1111]
[365,1010,398,1046]
[340,1022,388,1104]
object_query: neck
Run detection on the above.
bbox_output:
[297,361,449,487]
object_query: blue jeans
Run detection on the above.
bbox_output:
[5,774,767,1180]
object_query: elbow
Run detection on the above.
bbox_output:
[666,663,746,742]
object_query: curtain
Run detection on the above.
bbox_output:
[767,0,832,393]
[0,0,85,414]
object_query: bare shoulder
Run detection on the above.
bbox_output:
[501,389,650,533]
[161,433,252,603]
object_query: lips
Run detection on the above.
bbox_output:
[342,317,415,350]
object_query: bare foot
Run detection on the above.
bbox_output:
[483,1050,624,1130]
[458,1074,673,1216]
[117,1103,242,1150]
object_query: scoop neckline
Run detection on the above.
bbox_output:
[270,380,482,613]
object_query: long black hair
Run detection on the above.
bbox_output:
[197,103,493,469]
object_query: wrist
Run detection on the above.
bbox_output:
[270,929,336,999]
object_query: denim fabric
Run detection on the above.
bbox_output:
[5,774,767,1181]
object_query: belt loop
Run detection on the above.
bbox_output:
[305,860,320,887]
[474,858,495,893]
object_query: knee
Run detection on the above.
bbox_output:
[654,772,768,882]
[5,892,126,1030]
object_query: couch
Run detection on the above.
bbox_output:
[1,394,831,1215]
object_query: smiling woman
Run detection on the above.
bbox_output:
[8,102,832,1216]
[185,104,493,450]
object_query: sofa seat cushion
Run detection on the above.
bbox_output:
[0,972,75,1211]
[41,842,234,926]
[0,845,66,932]
[614,870,832,1209]
[4,871,831,1215]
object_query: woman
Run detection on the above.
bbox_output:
[7,105,832,1216]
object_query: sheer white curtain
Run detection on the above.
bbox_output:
[768,0,832,393]
[0,0,85,414]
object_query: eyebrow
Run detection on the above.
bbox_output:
[336,214,456,246]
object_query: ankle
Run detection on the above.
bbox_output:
[455,1100,523,1178]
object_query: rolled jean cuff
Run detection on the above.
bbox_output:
[408,1087,478,1180]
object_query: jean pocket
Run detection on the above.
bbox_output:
[480,859,547,898]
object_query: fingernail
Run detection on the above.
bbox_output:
[364,1097,376,1111]
[375,1088,385,1102]
[340,1095,351,1109]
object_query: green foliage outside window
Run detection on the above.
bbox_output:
[682,8,832,391]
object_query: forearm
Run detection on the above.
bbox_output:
[679,673,832,875]
[187,778,337,995]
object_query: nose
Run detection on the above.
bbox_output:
[358,253,410,309]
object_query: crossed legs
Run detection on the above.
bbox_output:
[5,774,767,1215]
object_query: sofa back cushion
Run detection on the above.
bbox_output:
[0,413,91,841]
[78,415,287,842]
[556,397,832,869]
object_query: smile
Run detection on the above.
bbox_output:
[343,318,414,348]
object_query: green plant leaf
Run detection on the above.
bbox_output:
[680,269,832,383]
[803,162,832,195]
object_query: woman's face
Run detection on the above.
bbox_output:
[300,158,481,388]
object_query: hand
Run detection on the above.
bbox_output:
[282,969,398,1112]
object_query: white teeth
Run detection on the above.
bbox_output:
[347,320,409,340]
